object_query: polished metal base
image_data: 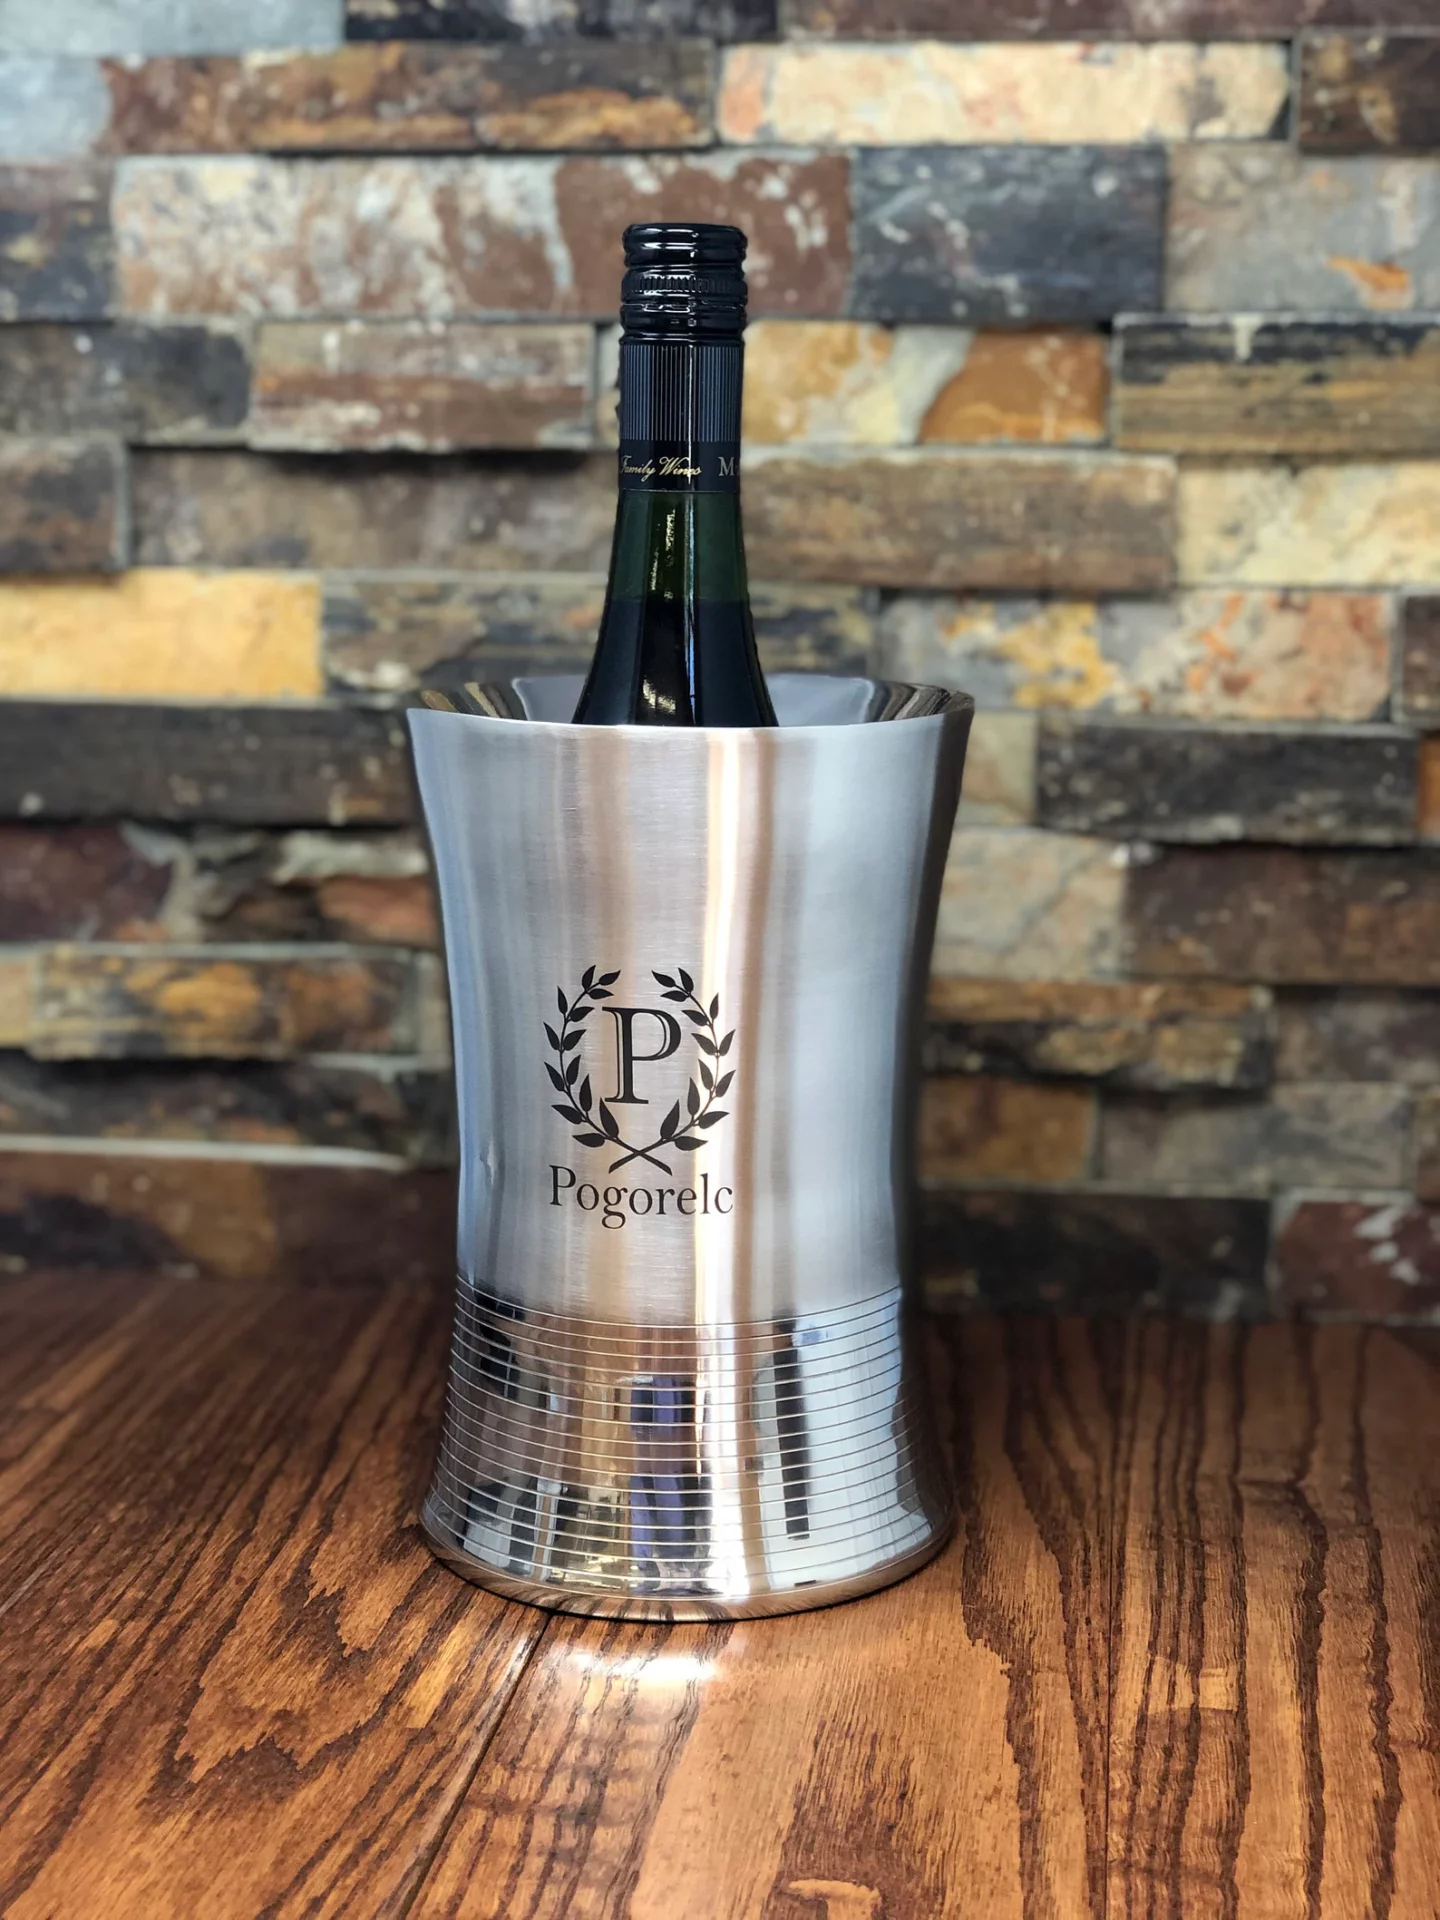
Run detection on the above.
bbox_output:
[421,1284,953,1620]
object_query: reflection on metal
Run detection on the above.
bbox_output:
[411,674,972,1619]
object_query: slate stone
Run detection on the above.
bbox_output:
[1097,1083,1411,1192]
[322,572,874,693]
[924,979,1274,1091]
[918,1076,1095,1184]
[720,42,1288,146]
[0,163,111,321]
[0,1152,455,1289]
[736,320,1108,450]
[1399,596,1440,724]
[1038,717,1416,846]
[786,0,1436,31]
[1300,32,1440,153]
[0,1055,453,1161]
[743,450,1176,592]
[920,1187,1271,1317]
[30,948,416,1060]
[0,825,172,941]
[1423,737,1440,842]
[114,152,848,319]
[132,450,616,571]
[96,823,436,947]
[1178,461,1440,590]
[1115,317,1440,456]
[1168,146,1440,313]
[1416,1092,1440,1202]
[0,569,321,701]
[1276,991,1440,1087]
[1126,847,1440,986]
[345,0,773,40]
[849,146,1165,324]
[0,324,249,442]
[1273,1197,1440,1320]
[96,41,713,153]
[0,0,343,56]
[0,702,415,826]
[251,321,594,453]
[936,826,1126,983]
[0,58,113,163]
[881,589,1391,724]
[0,436,126,574]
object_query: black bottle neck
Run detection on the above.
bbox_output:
[616,337,743,499]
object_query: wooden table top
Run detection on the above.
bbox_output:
[2,1271,1438,1918]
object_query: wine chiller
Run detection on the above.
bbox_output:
[409,673,973,1619]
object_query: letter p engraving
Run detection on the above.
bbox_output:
[607,1006,682,1105]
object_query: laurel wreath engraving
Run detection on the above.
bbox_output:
[545,965,734,1176]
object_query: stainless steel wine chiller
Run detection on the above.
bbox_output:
[410,673,973,1619]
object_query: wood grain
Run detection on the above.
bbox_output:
[0,1272,545,1919]
[7,1286,1440,1917]
[411,1316,1120,1919]
[1107,1319,1440,1919]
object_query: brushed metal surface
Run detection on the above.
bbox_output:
[410,674,971,1616]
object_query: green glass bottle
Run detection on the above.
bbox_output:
[572,223,777,728]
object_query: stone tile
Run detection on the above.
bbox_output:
[325,571,605,692]
[0,1150,454,1290]
[879,590,1392,723]
[114,152,849,319]
[346,0,773,39]
[160,827,436,946]
[785,0,1436,33]
[720,43,1287,145]
[92,42,711,153]
[919,1075,1094,1183]
[0,958,32,1048]
[0,58,113,163]
[252,320,593,452]
[1098,1083,1410,1192]
[743,450,1175,593]
[0,163,111,320]
[1299,33,1440,153]
[0,825,172,941]
[0,436,125,574]
[920,1187,1270,1317]
[1273,1195,1440,1319]
[1276,991,1440,1086]
[1038,716,1416,845]
[935,826,1126,982]
[132,450,616,570]
[1168,146,1440,311]
[738,321,1106,447]
[916,329,1108,446]
[321,571,874,692]
[924,978,1274,1090]
[1179,463,1440,588]
[30,947,415,1060]
[850,145,1165,324]
[1399,596,1440,723]
[0,0,343,55]
[1126,846,1440,986]
[1421,736,1440,841]
[0,323,249,443]
[957,711,1035,827]
[0,571,321,699]
[1416,1091,1440,1201]
[0,702,414,825]
[0,1056,452,1161]
[1115,316,1440,456]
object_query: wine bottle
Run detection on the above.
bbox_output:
[571,222,777,728]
